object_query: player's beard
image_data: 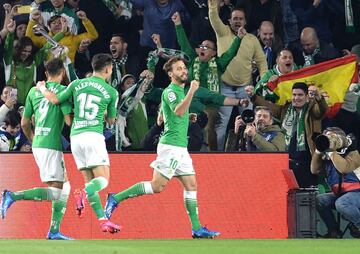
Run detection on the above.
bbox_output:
[173,73,188,84]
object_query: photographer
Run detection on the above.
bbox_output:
[233,106,285,152]
[247,82,328,187]
[311,127,360,238]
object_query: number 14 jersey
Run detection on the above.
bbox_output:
[57,76,119,137]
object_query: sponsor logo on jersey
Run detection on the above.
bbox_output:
[168,91,176,102]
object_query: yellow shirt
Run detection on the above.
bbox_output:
[26,19,98,63]
[209,5,268,86]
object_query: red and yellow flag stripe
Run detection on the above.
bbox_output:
[268,55,358,107]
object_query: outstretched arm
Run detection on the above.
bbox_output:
[172,12,196,59]
[36,81,60,104]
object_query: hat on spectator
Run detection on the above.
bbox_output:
[120,74,136,86]
[351,44,360,63]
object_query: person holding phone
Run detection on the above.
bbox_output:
[0,86,18,124]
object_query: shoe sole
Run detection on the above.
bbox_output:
[101,226,120,234]
[192,235,219,239]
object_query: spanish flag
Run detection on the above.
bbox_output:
[267,55,358,117]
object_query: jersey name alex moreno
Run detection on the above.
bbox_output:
[74,81,110,99]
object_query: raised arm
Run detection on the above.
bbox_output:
[208,0,228,37]
[151,33,162,49]
[174,80,199,116]
[74,11,99,43]
[25,11,47,48]
[172,12,196,59]
[3,20,16,65]
[216,26,246,71]
[310,151,325,175]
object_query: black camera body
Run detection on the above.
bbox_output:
[241,109,255,124]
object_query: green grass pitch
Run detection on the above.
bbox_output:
[1,239,359,254]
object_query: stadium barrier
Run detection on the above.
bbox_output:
[0,153,289,239]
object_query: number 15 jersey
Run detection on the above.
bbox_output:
[24,81,72,151]
[58,76,119,137]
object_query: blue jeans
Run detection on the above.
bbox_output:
[316,190,360,232]
[214,82,252,151]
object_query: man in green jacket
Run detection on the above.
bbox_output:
[232,106,285,152]
[171,11,247,150]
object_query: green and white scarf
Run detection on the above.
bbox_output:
[147,48,190,72]
[282,103,308,151]
[345,0,355,33]
[303,47,320,67]
[101,0,133,19]
[111,54,128,88]
[193,57,219,93]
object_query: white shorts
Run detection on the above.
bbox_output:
[150,143,195,179]
[32,148,66,182]
[70,132,110,170]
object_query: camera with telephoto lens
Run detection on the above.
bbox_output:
[241,109,255,124]
[315,132,351,153]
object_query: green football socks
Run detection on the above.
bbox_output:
[50,199,67,233]
[113,182,147,202]
[11,187,57,201]
[49,182,70,233]
[184,191,201,230]
[85,177,108,219]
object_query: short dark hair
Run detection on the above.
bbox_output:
[292,82,308,94]
[91,53,112,72]
[111,33,126,43]
[277,48,293,58]
[45,58,64,76]
[163,57,184,74]
[231,7,246,16]
[4,110,21,128]
[48,15,62,27]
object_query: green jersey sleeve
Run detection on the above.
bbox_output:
[58,80,77,103]
[107,90,119,118]
[60,99,73,116]
[163,88,181,112]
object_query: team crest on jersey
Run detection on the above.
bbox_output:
[168,91,176,102]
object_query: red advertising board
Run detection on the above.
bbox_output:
[0,153,289,239]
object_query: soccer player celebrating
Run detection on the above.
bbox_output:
[37,54,120,233]
[105,57,220,238]
[1,58,73,240]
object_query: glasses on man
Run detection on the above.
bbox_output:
[199,45,214,50]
